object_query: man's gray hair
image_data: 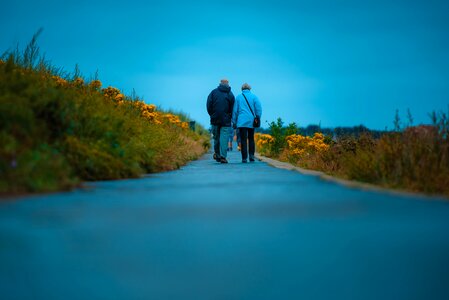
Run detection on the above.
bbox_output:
[220,78,229,85]
[241,83,251,90]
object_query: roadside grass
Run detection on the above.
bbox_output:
[256,114,449,197]
[0,33,209,195]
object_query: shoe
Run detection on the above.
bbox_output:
[213,153,220,162]
[220,157,228,164]
[242,159,247,163]
[249,158,255,162]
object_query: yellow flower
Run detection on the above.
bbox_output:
[102,86,121,99]
[89,80,102,89]
[163,113,181,124]
[73,77,85,87]
[133,100,145,109]
[256,134,274,148]
[313,132,325,140]
[114,93,124,101]
[286,133,329,159]
[52,75,68,87]
[144,104,156,112]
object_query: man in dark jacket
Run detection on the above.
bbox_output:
[207,78,235,163]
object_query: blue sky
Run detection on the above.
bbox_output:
[2,0,448,129]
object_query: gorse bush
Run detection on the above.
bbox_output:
[262,118,300,156]
[285,132,330,162]
[255,133,275,156]
[0,34,209,194]
[257,115,449,197]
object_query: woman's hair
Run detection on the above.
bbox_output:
[241,83,251,90]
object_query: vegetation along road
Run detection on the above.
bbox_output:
[1,149,449,300]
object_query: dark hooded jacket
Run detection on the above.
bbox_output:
[206,84,235,126]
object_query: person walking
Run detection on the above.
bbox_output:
[227,129,235,152]
[232,83,262,163]
[236,129,241,151]
[207,78,235,163]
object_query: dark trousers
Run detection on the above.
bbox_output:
[212,125,220,155]
[212,125,231,158]
[239,127,255,160]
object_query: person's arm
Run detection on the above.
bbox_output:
[206,91,213,116]
[254,95,262,118]
[229,92,235,113]
[232,96,239,128]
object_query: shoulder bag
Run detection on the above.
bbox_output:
[242,94,260,128]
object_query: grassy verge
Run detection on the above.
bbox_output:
[256,116,449,197]
[0,35,210,195]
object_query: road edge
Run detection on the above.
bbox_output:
[255,154,447,201]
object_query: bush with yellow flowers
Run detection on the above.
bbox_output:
[254,133,275,156]
[181,122,189,129]
[286,132,330,161]
[137,102,162,124]
[130,100,190,129]
[100,85,188,128]
[102,86,131,106]
[89,79,102,90]
[162,113,182,126]
[0,36,210,195]
[260,114,449,196]
[102,86,120,98]
[72,77,84,87]
[52,75,68,87]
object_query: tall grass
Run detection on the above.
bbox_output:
[258,113,449,197]
[0,33,209,195]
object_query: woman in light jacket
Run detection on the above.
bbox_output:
[232,83,262,163]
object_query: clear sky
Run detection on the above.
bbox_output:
[2,0,448,129]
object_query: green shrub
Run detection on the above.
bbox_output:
[262,112,449,196]
[0,35,209,195]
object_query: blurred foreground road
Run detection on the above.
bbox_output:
[1,149,449,300]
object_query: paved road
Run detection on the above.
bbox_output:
[1,148,449,300]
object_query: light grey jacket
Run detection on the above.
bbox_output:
[231,90,262,128]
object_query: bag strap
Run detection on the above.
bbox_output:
[242,93,255,117]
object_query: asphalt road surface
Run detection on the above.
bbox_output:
[1,149,449,300]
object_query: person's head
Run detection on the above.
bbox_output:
[241,83,251,91]
[220,78,229,86]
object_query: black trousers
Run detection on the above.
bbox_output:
[239,127,255,160]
